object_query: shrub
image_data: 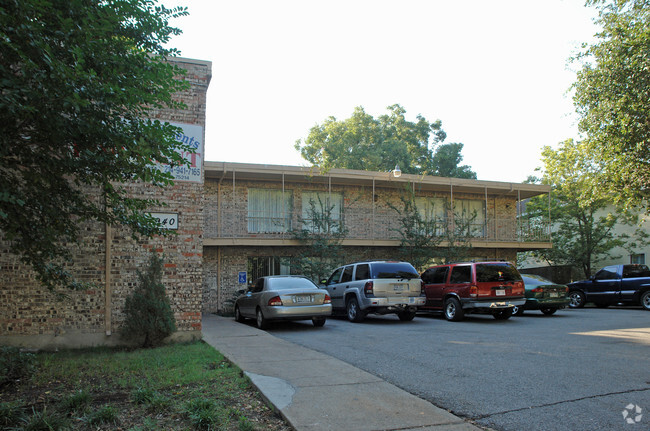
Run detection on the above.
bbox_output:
[0,346,36,386]
[185,398,226,430]
[0,402,22,428]
[120,253,176,347]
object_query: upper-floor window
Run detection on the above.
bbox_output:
[301,191,343,233]
[248,188,293,233]
[454,199,486,237]
[415,197,447,235]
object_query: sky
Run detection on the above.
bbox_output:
[168,0,599,183]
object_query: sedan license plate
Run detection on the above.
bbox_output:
[393,284,405,291]
[294,295,313,304]
[495,289,506,296]
[550,292,559,298]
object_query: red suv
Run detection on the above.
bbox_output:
[420,261,525,321]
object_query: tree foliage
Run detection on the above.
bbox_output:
[521,140,647,278]
[389,185,475,271]
[121,253,176,347]
[573,0,650,210]
[0,0,191,289]
[291,195,348,282]
[295,105,476,179]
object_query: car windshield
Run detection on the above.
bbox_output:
[372,263,419,279]
[267,277,317,290]
[476,263,522,282]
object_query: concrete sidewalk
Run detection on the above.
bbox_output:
[201,314,483,431]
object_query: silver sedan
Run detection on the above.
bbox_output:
[234,276,332,329]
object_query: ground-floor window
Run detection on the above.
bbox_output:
[247,256,292,281]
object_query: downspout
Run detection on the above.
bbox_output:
[216,166,227,312]
[105,220,112,336]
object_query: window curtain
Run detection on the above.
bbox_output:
[453,199,486,237]
[415,197,447,235]
[248,188,293,233]
[301,191,343,232]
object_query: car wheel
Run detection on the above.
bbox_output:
[346,296,365,323]
[397,310,417,321]
[443,297,464,321]
[493,309,513,320]
[512,305,524,316]
[312,317,326,327]
[540,307,557,315]
[568,291,586,308]
[641,291,650,311]
[234,305,245,323]
[256,308,269,330]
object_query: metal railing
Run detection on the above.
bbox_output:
[206,208,551,243]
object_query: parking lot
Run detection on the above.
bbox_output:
[269,306,649,431]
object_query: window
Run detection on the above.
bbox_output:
[449,266,472,283]
[301,191,343,233]
[355,264,370,281]
[622,264,650,278]
[248,257,291,281]
[422,266,449,284]
[415,197,447,235]
[341,265,354,283]
[248,188,293,233]
[476,263,521,282]
[453,200,486,237]
[327,267,344,285]
[630,253,646,265]
[594,266,619,280]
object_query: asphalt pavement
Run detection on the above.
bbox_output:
[201,313,485,431]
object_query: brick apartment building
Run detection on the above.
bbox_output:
[202,162,552,313]
[0,57,211,349]
[0,57,552,348]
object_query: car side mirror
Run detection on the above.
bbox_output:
[320,279,327,285]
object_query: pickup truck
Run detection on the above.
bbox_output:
[567,264,650,310]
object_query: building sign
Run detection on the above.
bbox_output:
[238,272,247,285]
[150,212,179,230]
[158,122,204,183]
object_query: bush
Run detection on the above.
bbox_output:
[120,253,176,347]
[0,346,36,386]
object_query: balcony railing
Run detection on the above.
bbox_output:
[205,208,551,243]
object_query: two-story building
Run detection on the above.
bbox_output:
[202,162,552,313]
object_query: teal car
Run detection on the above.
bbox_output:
[513,274,570,316]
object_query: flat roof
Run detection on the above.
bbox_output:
[205,162,549,199]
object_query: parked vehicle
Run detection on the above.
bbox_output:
[513,274,569,316]
[567,264,650,310]
[420,261,525,321]
[234,275,332,329]
[321,261,425,322]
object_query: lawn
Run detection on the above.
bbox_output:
[0,341,290,430]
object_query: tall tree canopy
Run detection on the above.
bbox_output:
[522,140,646,278]
[295,104,476,179]
[573,0,650,210]
[0,0,191,289]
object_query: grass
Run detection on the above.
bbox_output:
[0,341,290,431]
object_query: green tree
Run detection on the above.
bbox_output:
[572,0,650,210]
[295,104,476,178]
[521,140,647,278]
[121,253,176,347]
[0,0,191,290]
[389,186,475,270]
[291,195,348,282]
[388,186,444,271]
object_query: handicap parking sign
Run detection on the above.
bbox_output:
[238,271,247,284]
